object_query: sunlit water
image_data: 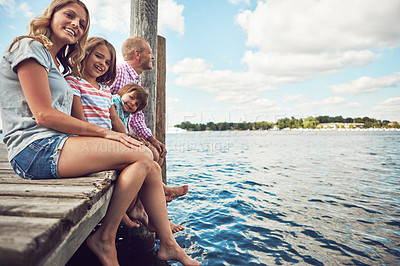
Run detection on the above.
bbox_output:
[164,130,400,265]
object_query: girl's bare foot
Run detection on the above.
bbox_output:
[157,240,201,266]
[121,213,141,228]
[127,200,149,227]
[164,185,189,201]
[165,192,176,203]
[148,220,184,234]
[86,230,119,266]
[170,222,185,234]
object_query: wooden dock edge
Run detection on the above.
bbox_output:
[0,142,118,265]
[38,184,114,266]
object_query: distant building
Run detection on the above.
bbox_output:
[319,123,364,129]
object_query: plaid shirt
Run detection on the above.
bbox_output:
[110,62,152,139]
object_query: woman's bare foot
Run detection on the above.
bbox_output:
[170,222,185,234]
[164,185,189,202]
[157,240,201,266]
[86,229,119,266]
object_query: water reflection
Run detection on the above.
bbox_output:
[166,131,400,265]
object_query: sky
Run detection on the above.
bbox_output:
[0,0,399,129]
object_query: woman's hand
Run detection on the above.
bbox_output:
[104,130,143,148]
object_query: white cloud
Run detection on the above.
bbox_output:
[330,72,400,95]
[83,0,130,34]
[18,2,34,19]
[235,0,400,81]
[370,97,400,121]
[227,0,250,5]
[167,98,181,104]
[243,50,377,82]
[82,0,184,36]
[171,58,277,104]
[158,0,184,36]
[283,94,310,103]
[297,97,363,112]
[0,0,16,17]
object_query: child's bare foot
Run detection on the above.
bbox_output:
[157,240,201,266]
[148,221,184,234]
[121,213,141,229]
[86,230,119,266]
[165,193,176,203]
[127,199,149,227]
[170,222,185,234]
[164,185,188,201]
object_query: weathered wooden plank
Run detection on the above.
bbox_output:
[38,185,114,266]
[0,215,63,266]
[0,144,118,265]
[0,184,101,198]
[0,170,117,186]
[156,35,167,184]
[0,196,89,225]
[130,0,158,133]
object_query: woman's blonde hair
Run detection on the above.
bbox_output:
[8,0,90,76]
[76,37,117,86]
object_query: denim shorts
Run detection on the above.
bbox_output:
[10,135,69,179]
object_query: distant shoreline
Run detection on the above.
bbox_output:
[174,116,400,132]
[167,127,400,133]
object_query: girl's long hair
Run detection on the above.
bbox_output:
[76,37,117,86]
[8,0,90,76]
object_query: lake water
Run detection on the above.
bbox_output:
[164,130,400,265]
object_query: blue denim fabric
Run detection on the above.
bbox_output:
[10,135,69,179]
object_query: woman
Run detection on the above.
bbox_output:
[0,1,200,265]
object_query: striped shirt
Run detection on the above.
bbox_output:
[66,76,113,130]
[110,62,152,139]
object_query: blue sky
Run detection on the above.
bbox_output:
[1,0,399,129]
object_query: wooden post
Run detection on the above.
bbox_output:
[130,0,158,134]
[156,35,166,183]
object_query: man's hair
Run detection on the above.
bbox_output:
[121,37,148,61]
[117,83,149,113]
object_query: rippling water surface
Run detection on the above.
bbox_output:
[164,130,400,265]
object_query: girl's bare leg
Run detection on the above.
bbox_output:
[139,162,201,266]
[57,136,154,266]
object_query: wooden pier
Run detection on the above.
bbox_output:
[0,143,117,266]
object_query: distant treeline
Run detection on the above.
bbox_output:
[175,116,400,131]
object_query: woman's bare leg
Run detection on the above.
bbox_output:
[139,162,201,266]
[57,136,154,266]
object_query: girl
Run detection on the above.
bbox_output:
[0,1,200,266]
[66,37,126,134]
[67,37,186,233]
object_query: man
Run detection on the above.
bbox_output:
[111,37,188,232]
[111,36,166,160]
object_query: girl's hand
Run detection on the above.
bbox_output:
[104,130,143,148]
